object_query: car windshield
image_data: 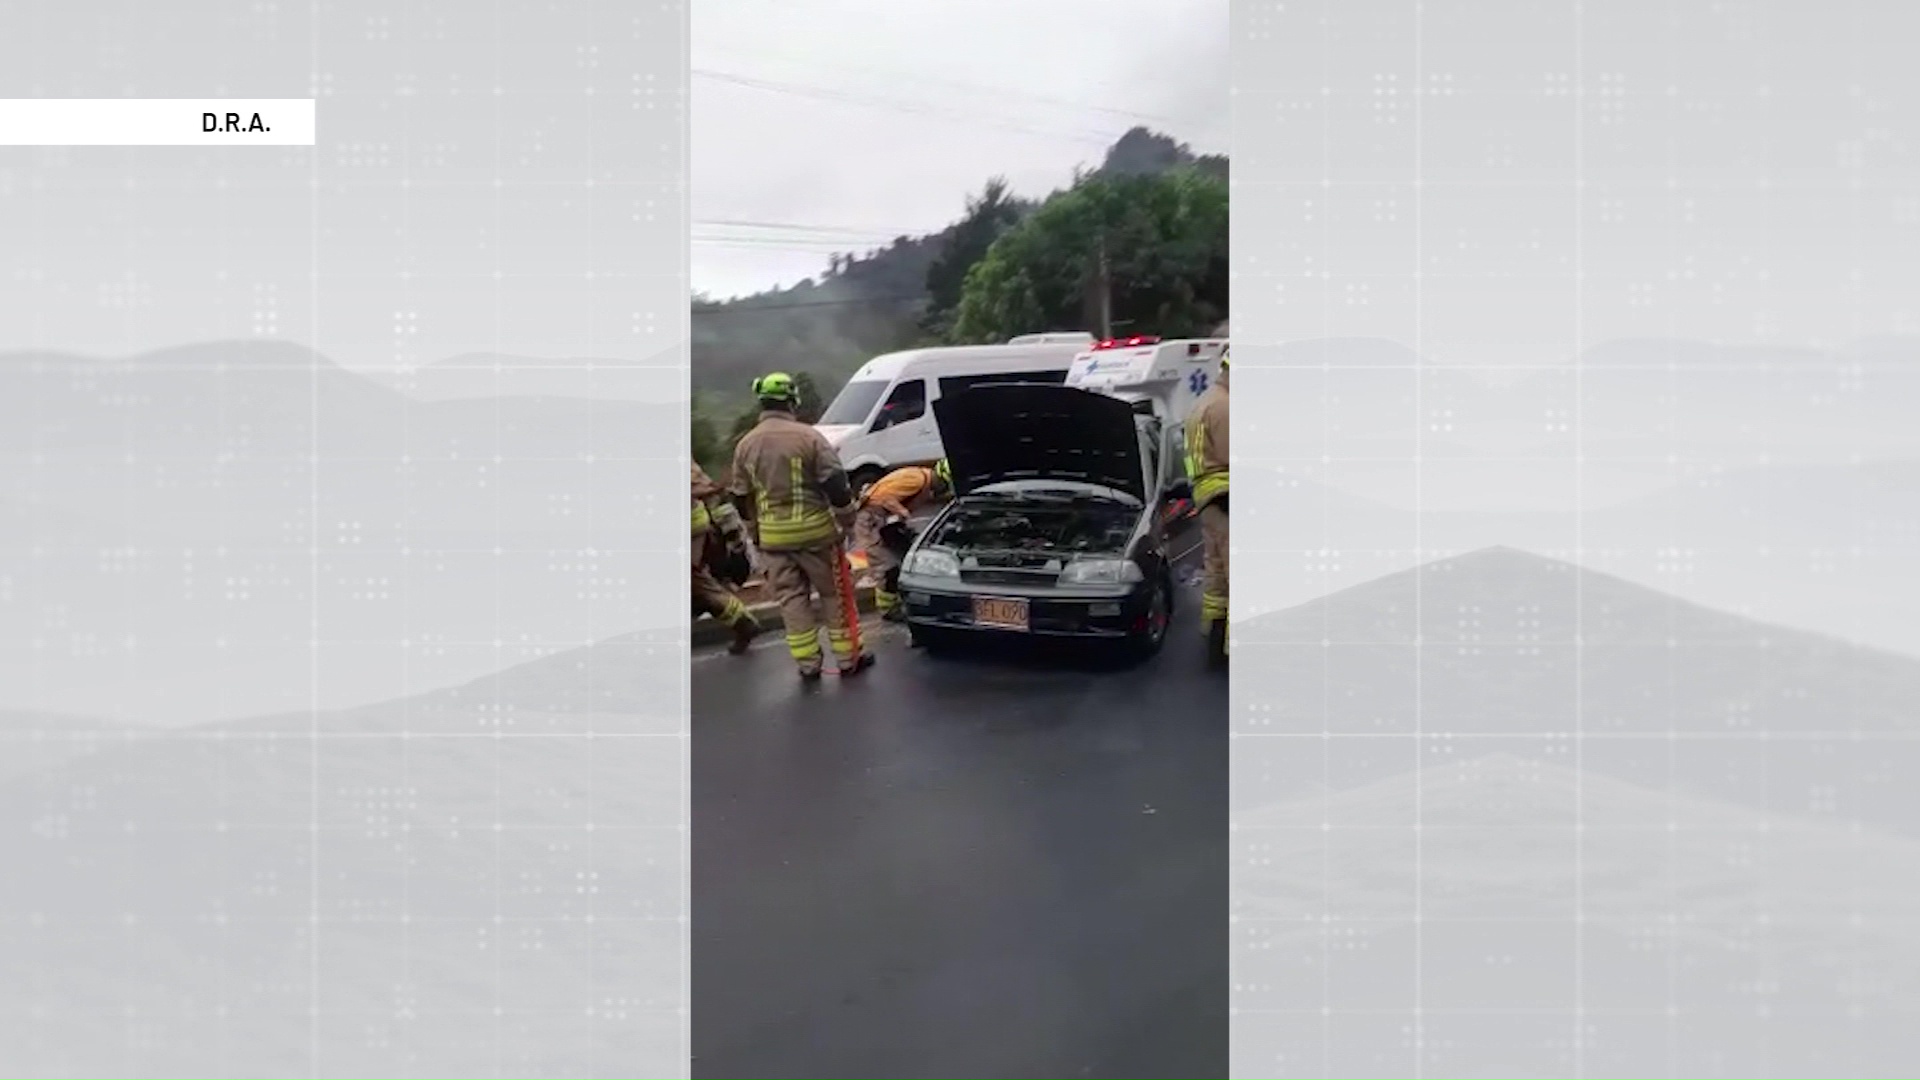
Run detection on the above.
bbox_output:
[816,380,890,427]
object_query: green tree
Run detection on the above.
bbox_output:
[950,168,1228,344]
[791,371,825,424]
[691,405,720,474]
[727,401,761,453]
[922,176,1028,337]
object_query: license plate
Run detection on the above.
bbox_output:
[972,596,1030,631]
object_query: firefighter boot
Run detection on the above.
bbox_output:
[876,574,907,623]
[727,612,761,655]
[1206,618,1228,671]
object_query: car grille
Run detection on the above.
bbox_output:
[955,549,1063,587]
[959,568,1059,587]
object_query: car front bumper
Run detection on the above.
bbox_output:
[898,577,1158,640]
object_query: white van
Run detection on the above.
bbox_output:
[814,335,1097,488]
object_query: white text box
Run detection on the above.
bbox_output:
[0,99,316,146]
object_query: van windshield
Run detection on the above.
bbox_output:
[817,380,889,426]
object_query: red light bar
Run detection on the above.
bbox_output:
[1090,335,1162,351]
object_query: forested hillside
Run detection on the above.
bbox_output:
[692,127,1229,472]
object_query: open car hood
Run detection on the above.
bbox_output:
[932,383,1145,501]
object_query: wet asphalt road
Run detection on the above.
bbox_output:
[691,539,1228,1079]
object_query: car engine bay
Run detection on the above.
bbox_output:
[926,496,1138,557]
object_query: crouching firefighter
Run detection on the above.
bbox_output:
[692,462,760,654]
[728,372,876,681]
[1185,346,1230,668]
[855,458,955,622]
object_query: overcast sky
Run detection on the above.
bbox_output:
[691,0,1231,300]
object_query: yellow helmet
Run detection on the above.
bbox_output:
[752,371,799,404]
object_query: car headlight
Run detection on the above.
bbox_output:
[903,549,960,577]
[1059,558,1143,586]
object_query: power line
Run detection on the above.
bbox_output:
[692,239,904,258]
[693,235,877,247]
[693,217,943,257]
[693,231,902,247]
[693,68,1119,145]
[694,217,930,237]
[698,47,1183,129]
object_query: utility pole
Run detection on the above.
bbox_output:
[1095,232,1113,339]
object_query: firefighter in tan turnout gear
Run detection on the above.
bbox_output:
[692,462,760,654]
[1185,346,1230,668]
[853,458,954,622]
[728,372,877,681]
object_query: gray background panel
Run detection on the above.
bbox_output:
[0,2,689,1077]
[1233,1,1920,1077]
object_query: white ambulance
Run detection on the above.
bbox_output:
[1063,334,1228,506]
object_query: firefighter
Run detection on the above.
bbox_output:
[1185,346,1230,668]
[728,372,876,681]
[692,462,760,654]
[854,458,954,622]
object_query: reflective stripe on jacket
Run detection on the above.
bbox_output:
[692,462,717,536]
[728,411,844,551]
[1185,380,1230,509]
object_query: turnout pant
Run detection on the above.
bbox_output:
[692,564,752,627]
[691,534,753,628]
[1199,500,1228,639]
[762,542,864,675]
[855,508,913,614]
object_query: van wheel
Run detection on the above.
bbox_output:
[849,466,884,494]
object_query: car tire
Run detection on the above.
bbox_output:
[908,622,949,655]
[1124,576,1173,662]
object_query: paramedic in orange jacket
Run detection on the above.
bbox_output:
[853,459,954,622]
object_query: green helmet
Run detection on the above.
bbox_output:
[933,458,953,489]
[752,371,799,405]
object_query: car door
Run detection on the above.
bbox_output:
[1137,422,1170,558]
[862,377,934,466]
[1161,421,1190,498]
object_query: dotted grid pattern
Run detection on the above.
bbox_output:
[1231,1,1920,1078]
[0,2,688,1078]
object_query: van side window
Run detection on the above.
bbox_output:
[869,378,926,432]
[937,368,1071,397]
